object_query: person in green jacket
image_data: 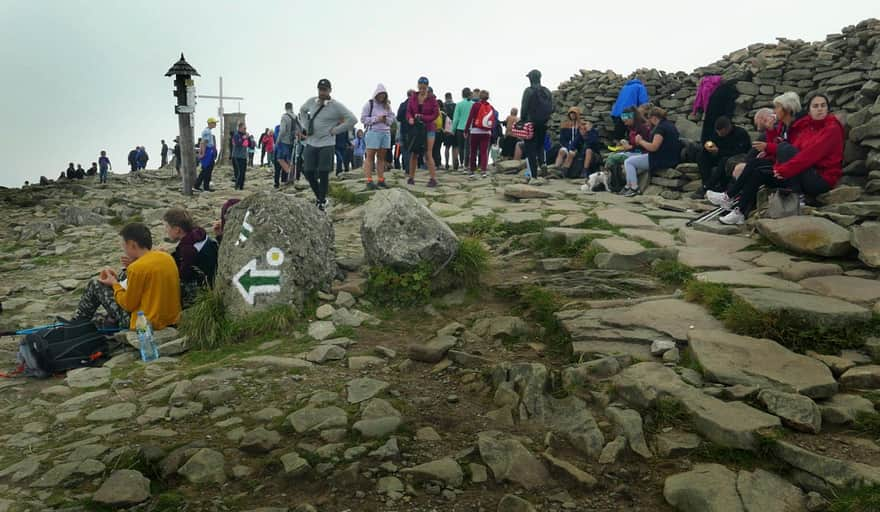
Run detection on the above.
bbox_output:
[451,87,474,172]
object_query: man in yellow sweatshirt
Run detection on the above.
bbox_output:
[73,223,181,330]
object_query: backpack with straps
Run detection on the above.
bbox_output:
[473,102,495,130]
[15,321,110,378]
[529,86,553,124]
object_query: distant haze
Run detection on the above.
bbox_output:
[0,0,877,187]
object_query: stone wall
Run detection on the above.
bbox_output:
[550,18,880,195]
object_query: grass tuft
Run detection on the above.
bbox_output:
[365,263,433,307]
[854,411,880,438]
[651,260,694,286]
[449,237,490,289]
[328,183,370,205]
[829,485,880,512]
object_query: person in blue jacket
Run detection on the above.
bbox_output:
[611,79,650,140]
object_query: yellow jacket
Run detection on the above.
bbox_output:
[112,251,181,330]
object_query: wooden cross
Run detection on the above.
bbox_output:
[197,76,244,152]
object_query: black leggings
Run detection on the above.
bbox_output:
[303,145,334,204]
[233,157,247,190]
[727,151,830,217]
[525,122,548,175]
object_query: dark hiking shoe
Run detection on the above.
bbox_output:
[366,182,377,191]
[378,181,389,189]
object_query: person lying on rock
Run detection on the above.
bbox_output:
[164,208,219,308]
[707,92,844,225]
[72,223,181,330]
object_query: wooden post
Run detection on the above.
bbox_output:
[178,112,196,195]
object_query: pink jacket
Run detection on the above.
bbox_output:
[406,93,440,132]
[692,75,723,114]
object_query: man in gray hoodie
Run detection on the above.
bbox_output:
[299,79,358,211]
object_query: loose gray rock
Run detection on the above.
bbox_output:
[86,403,137,422]
[605,406,652,458]
[497,494,537,512]
[217,191,336,319]
[409,335,457,363]
[361,188,459,271]
[818,394,876,425]
[239,427,281,454]
[347,377,389,404]
[756,389,822,434]
[663,463,744,512]
[92,470,151,506]
[66,367,111,388]
[478,431,550,490]
[401,458,463,487]
[851,222,880,268]
[178,448,226,484]
[287,406,348,433]
[280,452,311,478]
[756,215,853,257]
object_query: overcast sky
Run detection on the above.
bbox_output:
[0,0,877,187]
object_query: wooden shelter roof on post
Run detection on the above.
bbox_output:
[165,53,200,77]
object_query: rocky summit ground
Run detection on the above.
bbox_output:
[1,162,880,512]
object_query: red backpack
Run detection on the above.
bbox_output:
[473,101,495,130]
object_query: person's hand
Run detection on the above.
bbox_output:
[634,135,643,146]
[98,268,118,286]
[408,119,414,125]
[707,145,719,154]
[752,141,767,152]
[379,115,386,122]
[120,255,133,267]
[773,170,784,179]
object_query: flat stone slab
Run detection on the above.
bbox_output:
[732,287,871,327]
[679,228,753,253]
[688,329,838,399]
[346,378,389,404]
[542,227,609,244]
[799,275,880,303]
[621,228,676,247]
[695,270,802,291]
[595,207,657,229]
[560,299,722,343]
[614,363,780,450]
[772,440,880,489]
[499,211,543,225]
[503,184,552,199]
[677,247,755,270]
[572,341,653,361]
[852,222,880,268]
[242,356,313,369]
[757,216,853,257]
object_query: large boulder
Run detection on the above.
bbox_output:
[756,217,853,257]
[217,191,336,318]
[57,206,107,227]
[851,222,880,268]
[361,189,459,271]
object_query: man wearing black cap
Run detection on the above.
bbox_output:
[520,69,553,177]
[298,79,358,211]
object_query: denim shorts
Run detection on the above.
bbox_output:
[365,130,391,150]
[276,142,293,161]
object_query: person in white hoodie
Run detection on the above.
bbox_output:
[361,84,395,190]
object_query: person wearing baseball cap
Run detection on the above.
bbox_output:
[194,117,219,191]
[298,79,357,211]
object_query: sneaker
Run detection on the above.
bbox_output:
[689,188,706,200]
[706,190,733,210]
[719,207,745,225]
[317,202,326,212]
[193,186,203,192]
[618,186,631,196]
[481,172,488,179]
[622,187,640,198]
[427,178,438,188]
[378,181,388,189]
[406,177,415,185]
[798,194,806,207]
[366,181,377,191]
[468,172,476,179]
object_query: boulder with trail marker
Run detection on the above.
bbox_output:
[216,190,336,319]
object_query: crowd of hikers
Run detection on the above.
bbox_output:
[53,70,849,337]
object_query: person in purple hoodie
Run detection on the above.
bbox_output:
[164,207,218,307]
[361,84,395,190]
[406,76,440,187]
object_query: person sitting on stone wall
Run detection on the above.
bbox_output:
[621,107,681,197]
[690,116,751,199]
[554,107,582,172]
[728,108,778,181]
[164,208,219,308]
[708,93,844,225]
[571,120,603,179]
[72,223,181,330]
[603,107,653,192]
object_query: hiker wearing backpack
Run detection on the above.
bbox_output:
[520,69,553,177]
[195,118,219,192]
[465,90,497,178]
[277,102,302,183]
[164,208,219,309]
[72,223,181,330]
[406,77,440,187]
[299,78,358,211]
[361,84,395,190]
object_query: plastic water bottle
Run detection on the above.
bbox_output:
[135,311,159,362]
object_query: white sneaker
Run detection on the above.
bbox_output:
[719,207,745,225]
[706,190,732,210]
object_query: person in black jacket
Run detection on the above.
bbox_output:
[396,91,413,172]
[520,69,553,177]
[692,116,751,198]
[127,148,138,173]
[700,80,738,144]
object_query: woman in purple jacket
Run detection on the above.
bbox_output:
[361,84,395,190]
[406,76,440,187]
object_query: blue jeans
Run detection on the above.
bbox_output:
[335,148,347,173]
[99,169,108,183]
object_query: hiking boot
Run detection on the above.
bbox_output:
[366,181,377,191]
[689,188,706,200]
[706,190,733,210]
[427,178,438,188]
[406,177,415,185]
[622,187,640,198]
[719,207,745,225]
[378,181,388,189]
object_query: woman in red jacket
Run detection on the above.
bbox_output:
[406,76,440,187]
[710,93,843,225]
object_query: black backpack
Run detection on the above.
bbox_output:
[18,321,110,378]
[529,86,553,124]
